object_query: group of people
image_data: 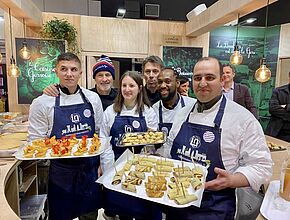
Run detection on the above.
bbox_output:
[27,52,273,220]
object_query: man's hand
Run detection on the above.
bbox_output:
[43,84,59,97]
[205,167,249,191]
[205,167,232,191]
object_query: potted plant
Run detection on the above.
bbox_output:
[40,17,79,54]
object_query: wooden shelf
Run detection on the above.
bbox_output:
[19,175,37,193]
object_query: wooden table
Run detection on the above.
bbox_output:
[256,135,289,220]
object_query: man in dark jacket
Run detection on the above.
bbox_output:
[266,71,290,142]
[222,64,258,118]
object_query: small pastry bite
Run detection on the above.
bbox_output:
[122,182,137,193]
[174,194,198,205]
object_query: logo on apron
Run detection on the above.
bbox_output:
[161,126,169,135]
[70,113,80,123]
[124,125,133,133]
[83,109,92,118]
[203,131,215,143]
[190,135,201,148]
[132,120,140,129]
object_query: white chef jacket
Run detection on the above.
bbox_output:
[158,96,272,192]
[152,95,196,124]
[28,87,113,170]
[100,104,158,171]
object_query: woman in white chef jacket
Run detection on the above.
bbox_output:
[100,71,161,220]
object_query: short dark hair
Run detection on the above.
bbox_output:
[193,57,223,76]
[56,52,81,67]
[161,67,179,77]
[113,71,151,113]
[178,75,189,85]
[142,55,164,73]
[222,63,236,73]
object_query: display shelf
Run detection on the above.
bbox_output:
[20,194,47,220]
[19,174,37,193]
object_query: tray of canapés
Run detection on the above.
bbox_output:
[14,134,105,160]
[116,131,166,147]
[97,149,208,208]
[267,141,288,152]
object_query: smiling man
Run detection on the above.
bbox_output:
[28,52,112,220]
[43,55,117,111]
[222,63,258,118]
[153,67,195,135]
[159,57,272,220]
[90,55,118,110]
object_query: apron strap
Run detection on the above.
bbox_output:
[213,95,226,128]
[185,96,226,127]
[159,95,185,124]
[55,88,88,106]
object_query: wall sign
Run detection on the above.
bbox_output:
[16,38,65,104]
[163,46,203,97]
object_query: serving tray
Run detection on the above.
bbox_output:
[14,136,108,160]
[116,131,166,147]
[260,180,290,219]
[97,149,208,208]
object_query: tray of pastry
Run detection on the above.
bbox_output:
[116,131,166,147]
[267,141,288,152]
[97,149,208,208]
[14,134,107,160]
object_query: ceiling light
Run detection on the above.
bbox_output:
[246,18,257,24]
[255,0,271,83]
[230,13,243,65]
[0,16,4,21]
[116,8,126,18]
[19,18,31,60]
[8,8,20,78]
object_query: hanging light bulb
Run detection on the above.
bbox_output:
[255,57,271,83]
[230,44,243,65]
[8,8,20,77]
[230,13,243,65]
[8,57,20,77]
[19,40,31,60]
[255,0,271,83]
[19,19,31,60]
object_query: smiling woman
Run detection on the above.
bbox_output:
[99,71,161,220]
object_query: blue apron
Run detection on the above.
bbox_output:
[105,110,162,220]
[166,96,236,220]
[158,95,185,135]
[110,111,147,160]
[48,89,102,220]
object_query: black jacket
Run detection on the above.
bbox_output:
[266,84,290,137]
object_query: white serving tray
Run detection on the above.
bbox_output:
[97,149,208,208]
[260,180,290,219]
[14,137,108,160]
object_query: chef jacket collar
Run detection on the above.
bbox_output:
[197,94,222,113]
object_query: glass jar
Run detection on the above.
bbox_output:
[279,148,290,201]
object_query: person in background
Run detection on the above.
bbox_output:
[90,55,118,110]
[177,75,190,96]
[28,52,112,220]
[222,63,258,118]
[153,67,196,136]
[142,55,164,105]
[158,57,272,220]
[266,71,290,142]
[100,71,160,220]
[43,54,117,110]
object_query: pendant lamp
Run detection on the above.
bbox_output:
[230,13,243,65]
[8,8,20,78]
[19,18,31,60]
[255,0,271,83]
